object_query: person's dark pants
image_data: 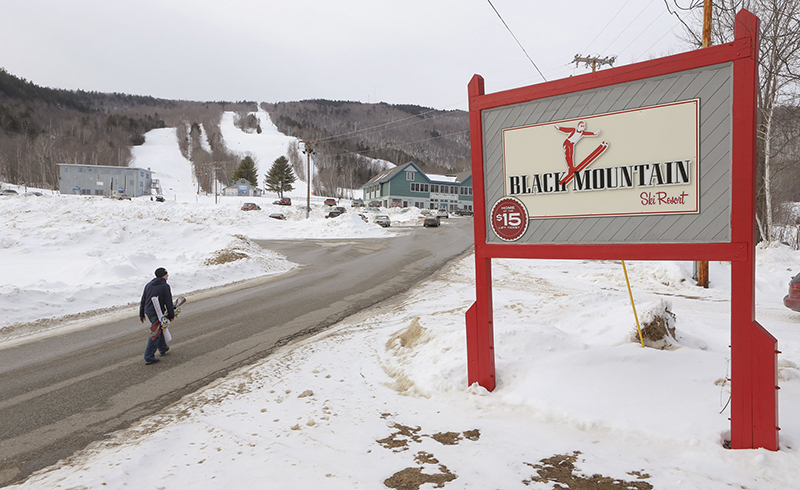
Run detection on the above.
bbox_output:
[144,328,168,361]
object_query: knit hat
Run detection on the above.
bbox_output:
[155,267,168,278]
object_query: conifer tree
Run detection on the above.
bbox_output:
[264,156,296,198]
[232,156,258,187]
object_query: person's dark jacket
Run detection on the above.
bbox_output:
[139,277,174,323]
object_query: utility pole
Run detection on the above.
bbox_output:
[572,54,616,72]
[696,0,713,288]
[211,162,223,205]
[301,141,315,219]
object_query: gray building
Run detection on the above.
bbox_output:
[223,179,262,197]
[58,164,154,197]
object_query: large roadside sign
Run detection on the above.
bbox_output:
[465,9,778,451]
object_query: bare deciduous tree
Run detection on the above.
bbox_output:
[667,0,800,242]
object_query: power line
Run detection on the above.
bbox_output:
[600,0,658,54]
[580,0,633,55]
[327,129,470,159]
[319,109,459,145]
[616,9,669,59]
[633,23,681,62]
[486,0,547,82]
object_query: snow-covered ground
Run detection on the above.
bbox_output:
[2,110,800,488]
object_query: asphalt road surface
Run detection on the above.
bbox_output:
[0,217,474,486]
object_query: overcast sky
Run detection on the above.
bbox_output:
[0,1,699,110]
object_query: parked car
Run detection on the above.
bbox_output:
[351,198,364,207]
[273,197,291,206]
[0,189,19,196]
[269,213,286,220]
[454,208,473,216]
[241,202,261,211]
[113,194,132,200]
[154,195,165,202]
[26,191,43,197]
[326,209,345,218]
[368,200,382,208]
[333,206,346,214]
[364,207,381,213]
[436,208,449,218]
[374,215,391,227]
[389,202,401,208]
[423,216,441,227]
[357,213,368,222]
[784,273,800,312]
[324,198,337,206]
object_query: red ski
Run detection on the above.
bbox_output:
[559,141,609,186]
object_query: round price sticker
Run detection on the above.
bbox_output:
[490,197,528,241]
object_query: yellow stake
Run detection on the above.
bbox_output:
[622,260,645,348]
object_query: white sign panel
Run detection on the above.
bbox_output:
[502,99,699,219]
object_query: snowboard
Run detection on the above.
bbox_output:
[149,296,187,340]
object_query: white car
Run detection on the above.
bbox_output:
[374,215,391,227]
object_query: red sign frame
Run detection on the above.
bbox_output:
[465,10,779,450]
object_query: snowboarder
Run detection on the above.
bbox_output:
[139,267,175,365]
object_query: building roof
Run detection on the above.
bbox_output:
[427,174,458,183]
[361,162,471,189]
[361,162,422,188]
[59,163,150,172]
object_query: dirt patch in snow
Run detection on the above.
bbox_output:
[523,451,653,489]
[378,422,481,489]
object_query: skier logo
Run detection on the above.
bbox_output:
[553,120,609,186]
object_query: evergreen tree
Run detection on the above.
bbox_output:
[264,156,296,198]
[232,156,258,187]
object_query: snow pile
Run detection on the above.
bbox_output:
[0,193,396,330]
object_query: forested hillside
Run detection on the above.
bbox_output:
[265,100,468,172]
[0,69,470,194]
[0,68,252,191]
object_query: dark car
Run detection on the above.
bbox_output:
[154,195,165,202]
[324,198,337,206]
[423,216,441,227]
[326,209,345,219]
[269,213,286,220]
[454,208,473,216]
[241,202,261,211]
[784,273,800,312]
[273,197,291,206]
[352,198,364,207]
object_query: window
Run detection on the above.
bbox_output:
[406,171,415,181]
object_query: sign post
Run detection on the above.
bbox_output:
[466,9,778,450]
